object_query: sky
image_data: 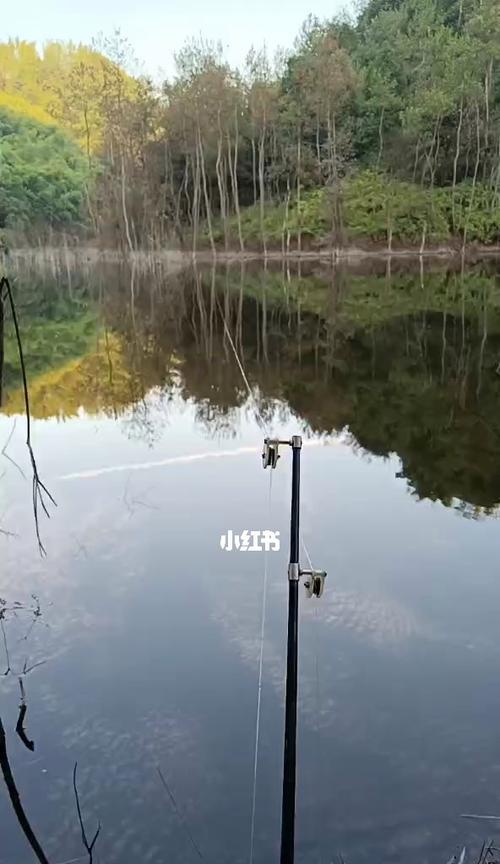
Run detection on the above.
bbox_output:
[1,0,354,79]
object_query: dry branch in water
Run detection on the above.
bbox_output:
[0,595,47,678]
[2,419,27,479]
[0,276,56,555]
[72,762,101,864]
[0,716,51,864]
[16,679,35,752]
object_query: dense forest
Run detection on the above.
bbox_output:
[1,0,500,251]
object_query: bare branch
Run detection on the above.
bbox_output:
[0,716,51,864]
[72,762,101,864]
[1,419,26,479]
[0,615,11,676]
[16,679,35,752]
[0,277,57,556]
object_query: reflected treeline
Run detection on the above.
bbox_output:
[2,257,500,513]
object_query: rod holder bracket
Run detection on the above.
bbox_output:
[288,563,300,581]
[262,437,297,469]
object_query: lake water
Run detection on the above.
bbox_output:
[1,256,500,864]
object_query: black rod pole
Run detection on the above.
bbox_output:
[280,435,302,864]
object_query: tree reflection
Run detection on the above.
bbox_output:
[3,258,500,514]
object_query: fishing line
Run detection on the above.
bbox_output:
[213,293,276,862]
[157,767,204,861]
[216,278,329,864]
[216,297,253,403]
[301,538,321,728]
[249,468,273,864]
[216,285,325,861]
[215,296,269,435]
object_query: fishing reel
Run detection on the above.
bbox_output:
[300,568,327,599]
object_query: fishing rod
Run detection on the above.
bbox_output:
[262,435,327,864]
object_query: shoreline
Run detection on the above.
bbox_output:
[3,243,500,269]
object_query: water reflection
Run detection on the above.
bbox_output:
[4,257,500,513]
[2,256,500,864]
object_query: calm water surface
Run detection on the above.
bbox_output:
[1,257,500,864]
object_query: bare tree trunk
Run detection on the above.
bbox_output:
[422,115,441,187]
[452,98,464,232]
[165,140,183,245]
[296,129,302,255]
[192,147,201,255]
[258,126,267,256]
[183,152,193,227]
[331,112,338,180]
[412,138,421,183]
[431,116,442,188]
[377,107,385,169]
[387,203,393,254]
[251,137,258,207]
[462,103,482,254]
[120,152,134,253]
[197,125,216,257]
[82,105,92,170]
[227,112,244,252]
[215,113,228,251]
[419,221,427,256]
[282,175,291,256]
[484,61,492,171]
[272,125,279,199]
[316,115,322,178]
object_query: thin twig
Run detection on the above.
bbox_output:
[22,658,47,675]
[72,762,101,864]
[1,616,11,676]
[18,594,42,644]
[1,419,26,479]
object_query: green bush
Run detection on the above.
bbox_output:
[0,108,89,230]
[343,170,450,244]
[206,170,500,249]
[435,184,500,244]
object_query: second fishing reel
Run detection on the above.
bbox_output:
[300,568,327,598]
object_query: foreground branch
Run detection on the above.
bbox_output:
[0,716,51,864]
[72,762,101,864]
[0,276,56,555]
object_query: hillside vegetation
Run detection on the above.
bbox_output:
[0,0,499,251]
